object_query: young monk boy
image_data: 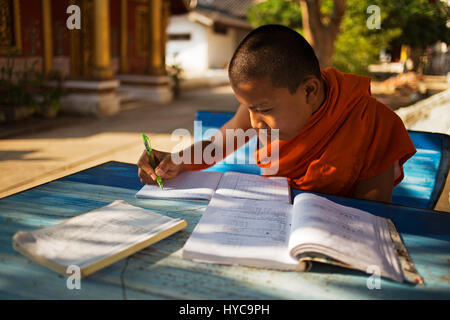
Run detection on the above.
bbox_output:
[137,24,416,203]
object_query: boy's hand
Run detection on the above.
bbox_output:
[137,150,185,185]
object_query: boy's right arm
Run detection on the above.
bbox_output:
[137,104,252,185]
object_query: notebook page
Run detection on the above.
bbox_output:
[182,194,298,269]
[136,171,223,201]
[215,171,290,203]
[288,193,402,281]
[13,200,185,269]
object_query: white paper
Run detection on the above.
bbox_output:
[136,171,223,201]
[289,193,403,281]
[182,194,298,269]
[216,171,290,204]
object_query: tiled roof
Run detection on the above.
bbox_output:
[196,0,258,19]
[189,8,252,29]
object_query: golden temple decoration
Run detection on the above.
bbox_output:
[135,5,149,58]
[92,0,113,79]
[70,0,95,79]
[42,0,53,75]
[120,0,128,73]
[148,0,165,76]
[0,0,22,55]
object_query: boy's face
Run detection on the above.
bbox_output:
[231,76,323,140]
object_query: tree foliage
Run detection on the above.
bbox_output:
[247,0,302,32]
[381,0,450,49]
[332,0,402,75]
[247,0,450,75]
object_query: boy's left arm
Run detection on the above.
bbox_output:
[352,164,395,203]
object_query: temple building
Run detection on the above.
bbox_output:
[0,0,190,116]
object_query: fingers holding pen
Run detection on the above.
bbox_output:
[137,150,157,183]
[137,148,182,183]
[155,155,170,176]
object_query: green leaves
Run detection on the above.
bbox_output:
[333,0,401,75]
[0,48,64,112]
[247,0,302,32]
[246,0,449,75]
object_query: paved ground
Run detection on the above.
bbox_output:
[1,84,448,212]
[0,85,240,198]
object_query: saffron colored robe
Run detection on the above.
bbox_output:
[256,67,416,196]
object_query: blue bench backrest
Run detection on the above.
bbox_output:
[195,111,262,175]
[392,131,449,209]
[195,111,449,209]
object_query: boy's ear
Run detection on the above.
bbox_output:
[303,76,321,104]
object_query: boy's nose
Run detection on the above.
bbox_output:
[249,112,269,130]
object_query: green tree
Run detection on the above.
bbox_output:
[248,0,346,67]
[382,0,450,49]
[298,0,346,68]
[247,0,303,32]
[332,0,402,75]
[335,0,450,74]
[247,0,450,75]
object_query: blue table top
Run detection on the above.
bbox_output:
[0,161,449,299]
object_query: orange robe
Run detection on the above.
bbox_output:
[256,67,417,196]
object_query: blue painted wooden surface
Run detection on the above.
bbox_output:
[195,111,450,209]
[393,131,449,209]
[0,161,449,299]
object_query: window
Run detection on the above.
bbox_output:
[213,23,228,35]
[168,33,191,41]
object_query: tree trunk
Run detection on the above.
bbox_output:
[299,0,346,68]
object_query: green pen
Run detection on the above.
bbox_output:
[142,133,164,190]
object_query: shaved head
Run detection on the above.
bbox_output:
[229,25,321,94]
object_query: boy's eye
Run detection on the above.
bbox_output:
[258,109,272,114]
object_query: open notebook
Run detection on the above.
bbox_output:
[135,171,291,203]
[182,193,423,284]
[12,200,187,277]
